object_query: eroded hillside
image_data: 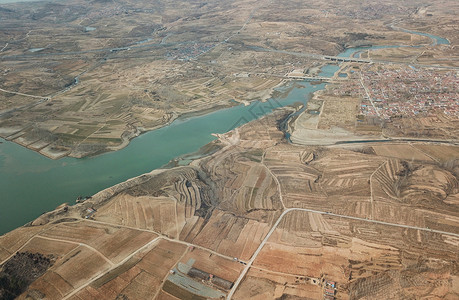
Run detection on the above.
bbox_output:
[1,108,458,299]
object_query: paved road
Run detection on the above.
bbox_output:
[227,207,459,299]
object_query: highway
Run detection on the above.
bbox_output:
[227,207,459,299]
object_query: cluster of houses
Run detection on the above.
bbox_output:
[360,67,458,120]
[328,66,458,121]
[166,42,216,60]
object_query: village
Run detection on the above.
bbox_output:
[329,65,458,121]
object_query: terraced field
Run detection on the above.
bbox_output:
[372,144,434,161]
[70,239,186,300]
[23,245,112,299]
[238,209,459,300]
[96,195,180,237]
[183,209,273,261]
[40,221,157,264]
[1,109,458,299]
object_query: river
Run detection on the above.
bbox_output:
[0,27,449,235]
[0,82,326,234]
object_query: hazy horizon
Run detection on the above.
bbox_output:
[0,0,51,4]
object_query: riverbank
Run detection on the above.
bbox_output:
[18,106,293,230]
[0,77,319,234]
[0,26,453,235]
[1,78,289,160]
[2,91,458,300]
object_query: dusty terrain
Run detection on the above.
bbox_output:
[1,0,457,158]
[1,0,458,299]
[0,107,458,299]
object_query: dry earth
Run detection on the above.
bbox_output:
[1,0,458,299]
[1,0,457,158]
[1,107,458,299]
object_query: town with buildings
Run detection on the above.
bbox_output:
[330,65,458,121]
[166,42,216,60]
[1,0,458,299]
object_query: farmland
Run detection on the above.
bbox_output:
[1,0,458,157]
[1,106,458,299]
[1,0,458,298]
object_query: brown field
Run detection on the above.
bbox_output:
[383,114,459,141]
[156,290,180,300]
[413,144,459,162]
[372,144,434,161]
[1,0,458,289]
[182,209,273,261]
[233,268,323,300]
[246,210,459,300]
[20,236,78,257]
[162,280,206,300]
[179,248,244,282]
[39,221,157,264]
[1,107,458,299]
[95,194,179,238]
[318,95,360,130]
[367,46,459,67]
[71,239,187,300]
[0,225,46,262]
[207,156,282,212]
[21,246,112,299]
[2,0,455,158]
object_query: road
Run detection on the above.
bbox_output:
[86,219,242,263]
[34,235,114,266]
[0,87,48,100]
[335,138,459,146]
[227,207,459,299]
[0,88,50,118]
[2,203,457,300]
[261,148,286,209]
[0,217,246,299]
[359,74,381,117]
[62,237,161,300]
[0,43,8,52]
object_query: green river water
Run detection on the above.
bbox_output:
[0,82,325,234]
[0,16,450,234]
